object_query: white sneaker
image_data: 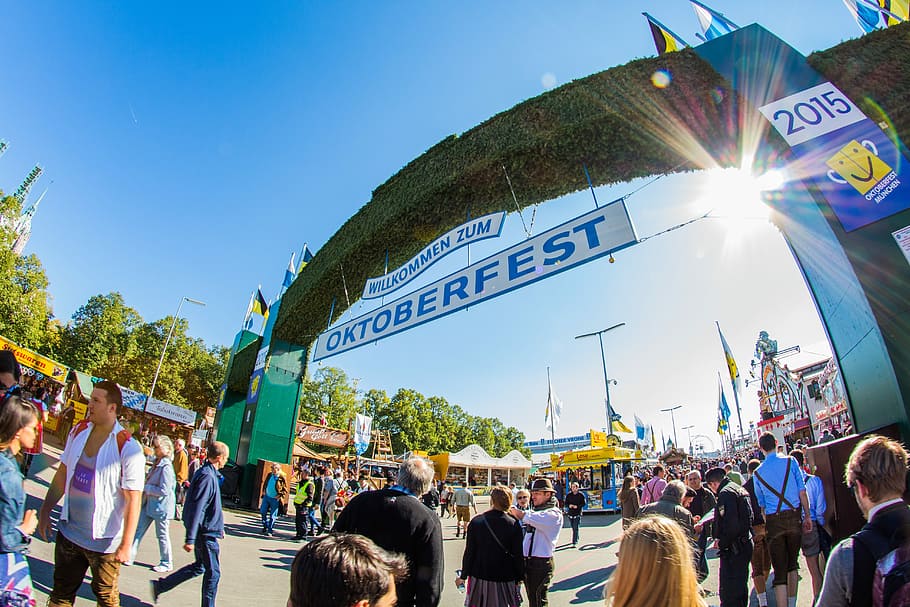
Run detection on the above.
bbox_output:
[152,564,172,573]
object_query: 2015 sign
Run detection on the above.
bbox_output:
[759,83,864,147]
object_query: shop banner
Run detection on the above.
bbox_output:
[362,212,506,300]
[296,421,349,448]
[0,334,68,384]
[314,200,637,360]
[145,398,197,426]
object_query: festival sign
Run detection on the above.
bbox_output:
[296,421,349,448]
[0,334,68,384]
[145,397,197,426]
[246,346,269,405]
[314,200,637,360]
[354,414,373,455]
[758,82,910,232]
[362,212,506,300]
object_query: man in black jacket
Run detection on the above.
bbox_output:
[334,457,444,607]
[151,441,228,607]
[705,467,753,607]
[686,470,717,582]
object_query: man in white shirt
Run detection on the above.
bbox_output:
[38,380,145,607]
[510,478,563,607]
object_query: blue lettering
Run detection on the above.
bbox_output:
[572,215,606,250]
[439,235,450,252]
[508,245,535,280]
[356,320,370,339]
[475,261,500,294]
[342,324,358,346]
[407,258,420,275]
[456,227,466,243]
[442,276,469,307]
[326,332,341,351]
[476,219,492,235]
[542,231,574,265]
[420,248,433,265]
[372,310,392,333]
[394,300,413,324]
[417,289,438,316]
[368,280,382,295]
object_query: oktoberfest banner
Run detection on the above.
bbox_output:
[314,200,637,360]
[0,334,68,384]
[362,212,506,300]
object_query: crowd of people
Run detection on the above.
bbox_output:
[2,347,910,607]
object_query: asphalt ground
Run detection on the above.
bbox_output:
[21,446,817,606]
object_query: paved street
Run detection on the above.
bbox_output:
[22,447,816,606]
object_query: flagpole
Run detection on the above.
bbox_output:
[858,0,905,23]
[547,366,555,444]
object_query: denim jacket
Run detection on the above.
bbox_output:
[0,449,28,553]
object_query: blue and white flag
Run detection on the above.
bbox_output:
[282,252,296,289]
[842,0,885,32]
[354,413,373,456]
[119,384,147,412]
[690,0,738,40]
[634,415,647,442]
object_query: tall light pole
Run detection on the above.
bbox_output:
[575,322,625,434]
[661,405,682,447]
[146,296,206,407]
[682,424,695,455]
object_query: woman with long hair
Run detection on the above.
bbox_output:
[456,485,524,607]
[128,434,177,572]
[617,475,639,530]
[0,394,39,605]
[604,516,706,607]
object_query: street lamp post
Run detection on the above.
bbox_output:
[575,323,625,434]
[682,424,695,455]
[146,296,206,407]
[660,405,682,447]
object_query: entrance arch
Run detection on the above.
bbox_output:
[215,23,910,502]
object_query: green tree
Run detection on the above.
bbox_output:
[0,193,54,350]
[298,366,358,429]
[55,292,141,373]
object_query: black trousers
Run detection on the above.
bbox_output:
[719,541,753,607]
[524,557,554,607]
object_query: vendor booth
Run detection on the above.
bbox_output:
[429,445,532,491]
[548,445,644,512]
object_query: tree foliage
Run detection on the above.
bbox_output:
[53,291,228,415]
[299,366,529,457]
[0,193,53,350]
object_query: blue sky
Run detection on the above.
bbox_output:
[0,2,871,450]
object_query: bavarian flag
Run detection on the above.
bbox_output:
[643,12,688,55]
[252,288,269,320]
[717,414,728,435]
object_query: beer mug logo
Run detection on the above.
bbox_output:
[826,139,893,195]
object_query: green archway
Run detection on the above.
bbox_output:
[217,23,910,501]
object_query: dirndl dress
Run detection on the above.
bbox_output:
[464,577,522,607]
[0,551,36,607]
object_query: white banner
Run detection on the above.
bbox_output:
[362,212,506,300]
[253,346,269,371]
[145,398,197,426]
[314,200,637,361]
[354,414,373,456]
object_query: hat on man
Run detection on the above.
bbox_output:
[530,478,556,493]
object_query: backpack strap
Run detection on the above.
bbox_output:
[70,421,132,455]
[854,525,892,606]
[115,429,132,454]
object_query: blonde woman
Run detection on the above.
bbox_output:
[604,516,707,607]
